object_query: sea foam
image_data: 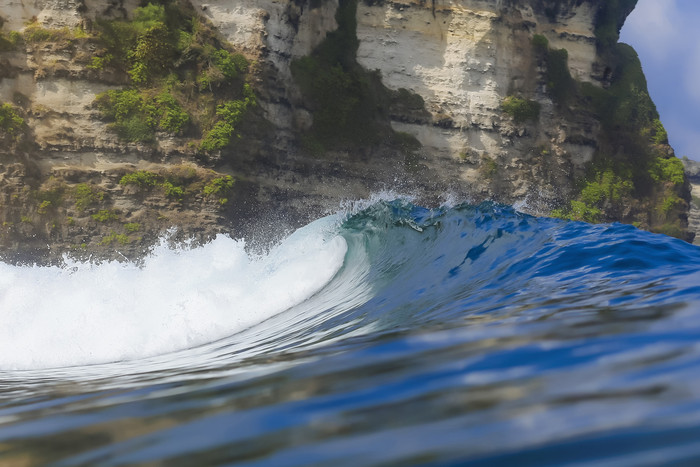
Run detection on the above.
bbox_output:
[0,216,347,370]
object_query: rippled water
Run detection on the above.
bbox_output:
[2,200,700,465]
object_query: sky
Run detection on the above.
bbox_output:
[620,0,700,161]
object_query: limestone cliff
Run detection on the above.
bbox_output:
[0,0,693,263]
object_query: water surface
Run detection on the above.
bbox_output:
[2,200,700,465]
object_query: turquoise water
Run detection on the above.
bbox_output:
[2,200,700,465]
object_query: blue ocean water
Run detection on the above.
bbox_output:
[1,200,700,465]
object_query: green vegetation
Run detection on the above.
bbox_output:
[579,169,633,207]
[649,156,684,185]
[124,222,141,233]
[161,181,184,200]
[501,96,540,123]
[119,169,184,200]
[74,183,105,211]
[33,182,64,214]
[531,32,577,109]
[650,118,668,145]
[94,2,246,86]
[660,194,684,214]
[92,209,119,223]
[95,88,189,142]
[91,1,255,151]
[0,103,25,140]
[155,90,189,133]
[22,22,86,43]
[0,30,20,51]
[86,54,114,71]
[119,170,160,187]
[101,231,130,246]
[198,49,249,91]
[552,200,601,223]
[531,34,548,50]
[199,84,255,152]
[37,200,52,215]
[94,3,175,84]
[554,167,634,222]
[532,33,574,106]
[203,175,234,204]
[479,157,499,180]
[117,168,233,204]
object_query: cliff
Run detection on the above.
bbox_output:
[0,0,693,263]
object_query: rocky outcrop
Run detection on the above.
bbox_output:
[683,158,700,244]
[0,0,692,263]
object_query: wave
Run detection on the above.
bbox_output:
[1,199,699,373]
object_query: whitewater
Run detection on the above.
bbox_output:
[2,199,700,465]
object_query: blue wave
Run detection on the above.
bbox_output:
[332,200,700,334]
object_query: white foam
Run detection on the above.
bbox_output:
[0,216,347,370]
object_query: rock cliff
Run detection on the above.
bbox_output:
[0,0,693,263]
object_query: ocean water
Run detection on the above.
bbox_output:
[1,199,700,465]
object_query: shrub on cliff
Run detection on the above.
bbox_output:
[203,175,234,204]
[74,183,105,211]
[595,0,639,50]
[198,49,249,91]
[501,96,540,123]
[649,156,685,186]
[531,34,548,50]
[119,170,160,188]
[95,89,189,142]
[127,22,175,84]
[199,84,256,152]
[94,3,176,83]
[0,30,20,51]
[580,169,634,209]
[154,90,189,133]
[0,103,25,141]
[650,119,668,145]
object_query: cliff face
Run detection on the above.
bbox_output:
[0,0,693,263]
[355,0,603,201]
